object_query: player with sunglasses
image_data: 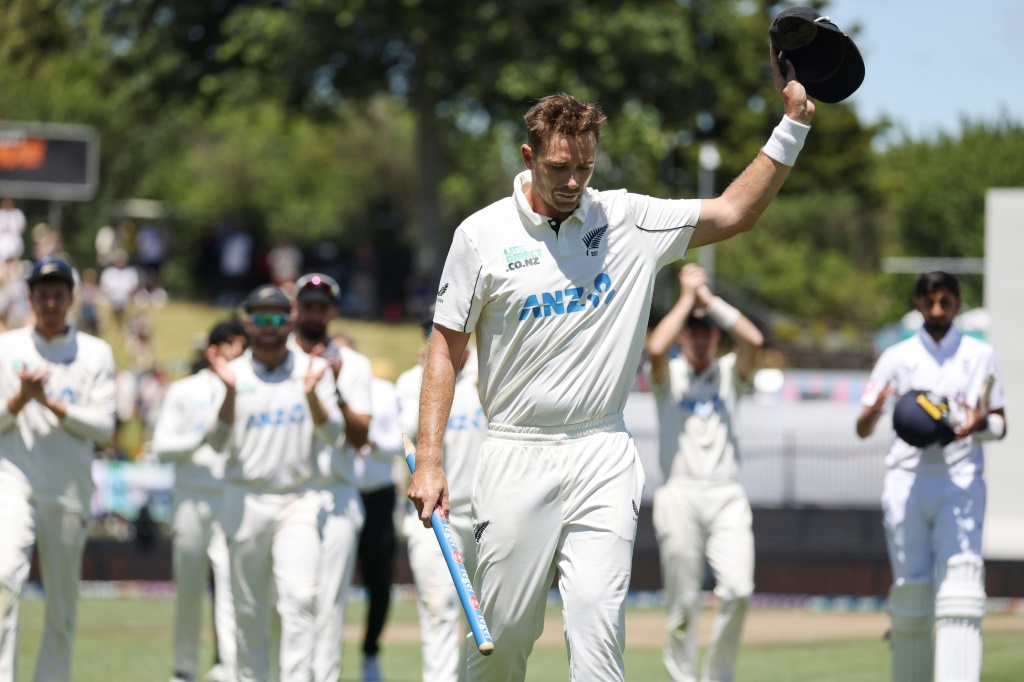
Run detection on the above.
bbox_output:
[205,284,342,682]
[288,273,378,682]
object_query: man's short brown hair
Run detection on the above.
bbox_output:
[524,93,607,154]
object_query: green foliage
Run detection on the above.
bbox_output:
[1,0,1020,349]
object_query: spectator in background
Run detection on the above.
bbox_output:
[94,224,117,269]
[135,223,169,308]
[217,229,253,307]
[99,249,139,331]
[268,239,303,295]
[76,268,101,336]
[342,245,378,320]
[0,199,26,272]
[31,223,61,262]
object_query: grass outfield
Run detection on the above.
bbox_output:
[13,597,1024,681]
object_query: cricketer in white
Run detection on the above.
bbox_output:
[858,271,1007,682]
[0,258,116,682]
[647,264,764,682]
[152,320,248,682]
[206,285,342,682]
[288,272,371,682]
[400,339,487,682]
[408,51,813,682]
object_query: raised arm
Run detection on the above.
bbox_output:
[691,46,815,249]
[647,265,707,384]
[694,284,764,381]
[406,324,470,526]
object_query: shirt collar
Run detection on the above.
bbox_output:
[512,170,593,228]
[248,348,294,376]
[31,325,75,348]
[916,325,962,356]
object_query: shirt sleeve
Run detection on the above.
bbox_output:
[861,349,897,409]
[367,380,403,460]
[967,347,1006,411]
[433,228,485,333]
[314,359,344,445]
[62,343,117,444]
[151,382,203,463]
[395,368,422,441]
[628,194,701,270]
[339,351,373,417]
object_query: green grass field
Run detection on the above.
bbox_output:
[13,597,1024,681]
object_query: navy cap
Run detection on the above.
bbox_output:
[769,7,865,104]
[28,257,75,289]
[243,284,291,313]
[892,390,956,448]
[295,273,340,306]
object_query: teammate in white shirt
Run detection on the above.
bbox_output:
[399,320,487,682]
[646,264,763,682]
[857,272,1007,682]
[408,52,815,681]
[288,273,371,682]
[0,257,116,682]
[0,199,26,265]
[205,285,342,682]
[153,319,248,682]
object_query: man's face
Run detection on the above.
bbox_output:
[29,280,73,331]
[522,133,598,220]
[217,335,247,362]
[296,300,336,340]
[679,326,720,367]
[245,308,293,351]
[914,288,961,337]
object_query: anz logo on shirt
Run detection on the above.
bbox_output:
[518,273,618,322]
[679,396,724,418]
[448,407,485,432]
[245,403,307,429]
[45,387,77,405]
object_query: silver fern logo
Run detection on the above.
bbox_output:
[437,283,449,299]
[582,225,608,256]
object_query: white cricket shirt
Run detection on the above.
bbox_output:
[0,326,116,511]
[434,170,700,428]
[397,352,485,508]
[151,369,228,493]
[861,326,1005,476]
[651,353,746,484]
[208,349,342,491]
[351,377,402,492]
[287,336,373,482]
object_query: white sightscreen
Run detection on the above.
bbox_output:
[983,189,1024,559]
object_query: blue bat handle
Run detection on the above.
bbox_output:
[406,451,494,654]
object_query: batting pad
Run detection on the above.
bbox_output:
[888,579,934,682]
[935,554,986,619]
[934,554,985,682]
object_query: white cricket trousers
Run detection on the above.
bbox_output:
[0,477,88,682]
[882,469,987,682]
[170,487,235,679]
[313,481,365,682]
[652,481,754,682]
[405,502,477,682]
[221,484,321,682]
[467,414,645,682]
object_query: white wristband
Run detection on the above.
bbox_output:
[975,413,1005,441]
[705,297,741,330]
[762,115,811,166]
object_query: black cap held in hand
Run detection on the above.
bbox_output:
[769,6,865,103]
